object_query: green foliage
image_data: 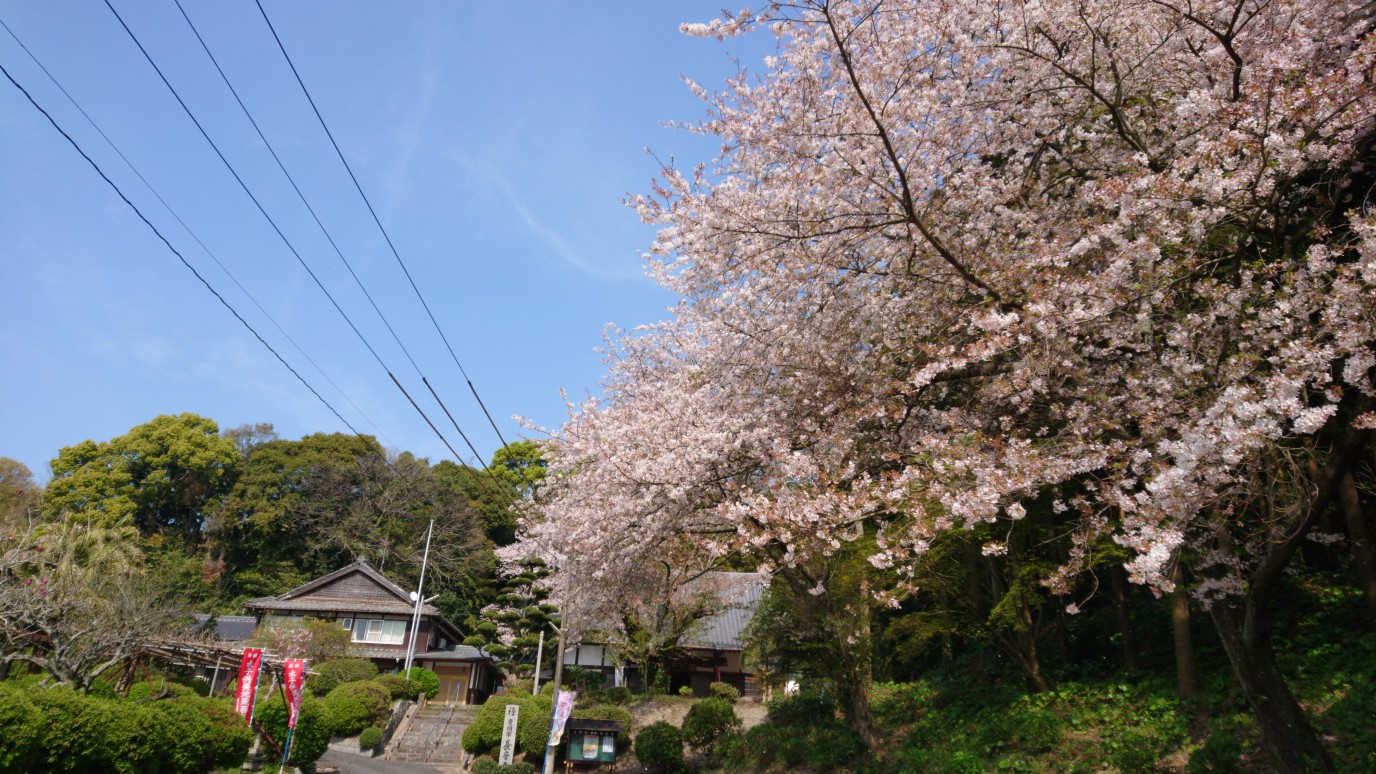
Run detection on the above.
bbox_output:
[308,658,378,697]
[0,681,251,773]
[681,697,741,749]
[634,721,684,770]
[708,681,739,703]
[465,557,558,679]
[374,673,421,702]
[255,692,334,769]
[471,759,536,774]
[767,691,838,726]
[743,719,863,771]
[359,725,384,750]
[589,685,632,705]
[402,666,441,699]
[461,689,553,756]
[570,703,633,747]
[434,441,546,546]
[676,685,692,697]
[321,681,392,736]
[44,413,238,542]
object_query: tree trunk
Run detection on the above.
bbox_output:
[1209,600,1332,772]
[1338,471,1376,619]
[1110,564,1140,673]
[834,638,877,752]
[1170,561,1199,700]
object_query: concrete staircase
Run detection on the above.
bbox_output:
[387,702,479,765]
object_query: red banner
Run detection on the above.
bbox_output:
[283,659,306,728]
[234,648,263,721]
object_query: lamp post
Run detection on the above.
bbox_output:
[403,519,435,676]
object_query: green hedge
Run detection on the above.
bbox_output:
[373,673,421,702]
[359,726,384,750]
[308,658,379,697]
[682,697,741,749]
[402,667,441,699]
[255,692,335,769]
[461,689,553,756]
[634,721,684,770]
[570,703,633,747]
[0,682,252,773]
[322,681,392,736]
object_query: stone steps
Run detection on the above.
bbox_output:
[385,702,479,764]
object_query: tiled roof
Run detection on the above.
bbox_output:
[682,572,767,651]
[190,614,258,642]
[243,597,417,615]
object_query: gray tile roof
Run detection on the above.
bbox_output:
[682,572,766,651]
[190,614,258,642]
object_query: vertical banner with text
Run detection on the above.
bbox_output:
[283,659,307,728]
[548,690,577,747]
[233,648,264,722]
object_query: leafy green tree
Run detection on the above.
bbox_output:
[435,440,547,546]
[44,414,239,543]
[0,458,39,521]
[207,431,382,581]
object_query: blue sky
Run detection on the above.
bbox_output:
[0,2,773,481]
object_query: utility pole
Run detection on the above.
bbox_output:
[403,519,435,676]
[541,624,568,774]
[532,630,545,694]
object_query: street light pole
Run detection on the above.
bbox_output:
[403,519,435,676]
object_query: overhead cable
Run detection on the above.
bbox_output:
[0,59,359,435]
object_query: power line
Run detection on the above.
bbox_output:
[171,0,427,380]
[99,0,480,466]
[252,0,514,452]
[0,16,396,449]
[0,58,359,436]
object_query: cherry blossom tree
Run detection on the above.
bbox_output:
[521,1,1375,768]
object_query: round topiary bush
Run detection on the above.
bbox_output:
[471,758,502,774]
[635,721,684,770]
[359,726,384,751]
[402,666,441,700]
[308,658,379,697]
[373,673,421,702]
[461,690,553,757]
[682,697,742,750]
[708,681,739,703]
[508,761,537,774]
[322,681,392,736]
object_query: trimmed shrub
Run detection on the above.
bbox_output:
[677,685,693,697]
[591,686,632,705]
[709,681,739,703]
[255,693,334,769]
[635,721,684,770]
[127,679,197,702]
[682,697,742,749]
[509,761,537,774]
[571,703,634,747]
[471,759,502,774]
[359,726,384,750]
[322,681,392,736]
[461,689,553,757]
[308,658,378,697]
[373,673,421,702]
[403,666,441,699]
[0,681,252,774]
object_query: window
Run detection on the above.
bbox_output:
[352,618,406,645]
[340,618,353,631]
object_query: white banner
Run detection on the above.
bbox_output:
[548,690,577,747]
